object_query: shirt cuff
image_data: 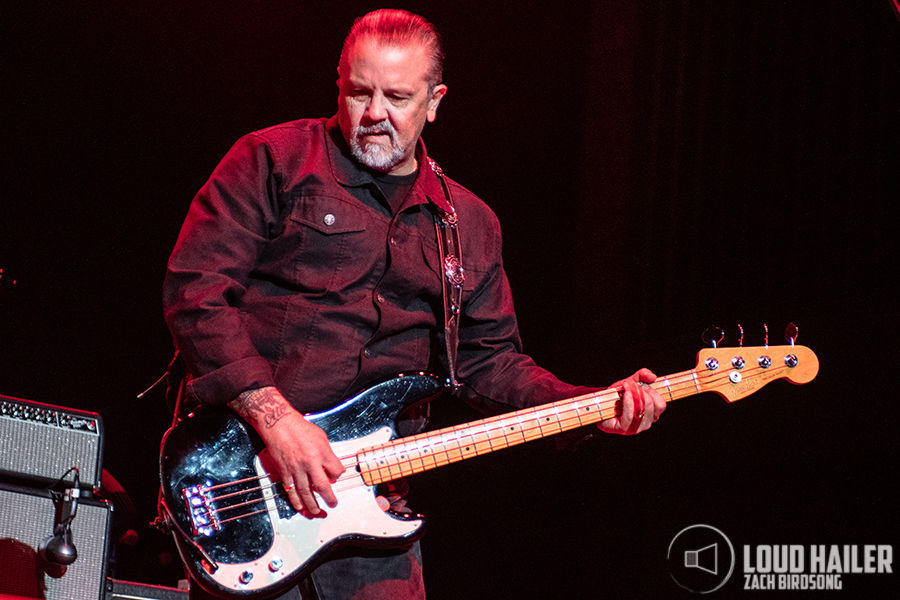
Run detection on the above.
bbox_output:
[186,356,275,406]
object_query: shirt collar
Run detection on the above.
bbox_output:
[325,115,454,215]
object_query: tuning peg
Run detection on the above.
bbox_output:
[702,326,724,348]
[785,323,799,347]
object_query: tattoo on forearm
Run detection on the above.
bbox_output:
[232,388,290,429]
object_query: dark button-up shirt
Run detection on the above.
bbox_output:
[164,116,585,416]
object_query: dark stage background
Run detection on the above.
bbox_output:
[3,1,898,597]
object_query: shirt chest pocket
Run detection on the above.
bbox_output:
[283,194,376,293]
[291,195,368,235]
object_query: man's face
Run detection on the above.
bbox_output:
[338,37,446,176]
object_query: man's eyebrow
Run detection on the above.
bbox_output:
[344,76,417,94]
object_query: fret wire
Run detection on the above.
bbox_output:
[361,362,793,485]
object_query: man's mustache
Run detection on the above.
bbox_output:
[355,122,397,143]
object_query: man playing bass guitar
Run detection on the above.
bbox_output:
[163,9,664,599]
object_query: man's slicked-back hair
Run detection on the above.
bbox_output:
[340,9,444,86]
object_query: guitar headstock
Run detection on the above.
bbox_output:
[694,344,819,402]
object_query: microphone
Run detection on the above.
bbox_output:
[39,468,80,565]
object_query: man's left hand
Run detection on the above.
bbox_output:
[598,368,666,435]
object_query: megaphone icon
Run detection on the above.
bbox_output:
[684,543,718,575]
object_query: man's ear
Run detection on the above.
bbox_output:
[426,84,448,123]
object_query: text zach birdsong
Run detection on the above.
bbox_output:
[743,544,893,591]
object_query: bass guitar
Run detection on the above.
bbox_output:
[159,342,818,597]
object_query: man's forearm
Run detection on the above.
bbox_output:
[229,386,293,429]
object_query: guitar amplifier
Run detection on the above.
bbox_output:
[105,579,188,600]
[0,481,112,600]
[0,394,104,489]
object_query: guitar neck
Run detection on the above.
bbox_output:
[357,368,699,486]
[357,343,818,485]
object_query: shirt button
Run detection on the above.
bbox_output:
[390,237,398,246]
[376,293,385,304]
[363,348,372,358]
[323,213,336,226]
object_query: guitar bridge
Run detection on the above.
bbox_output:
[183,481,220,537]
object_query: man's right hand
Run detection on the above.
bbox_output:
[229,387,346,515]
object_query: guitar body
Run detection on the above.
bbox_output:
[160,374,445,598]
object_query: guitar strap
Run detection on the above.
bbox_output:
[429,158,464,391]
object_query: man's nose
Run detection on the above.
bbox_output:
[364,94,388,122]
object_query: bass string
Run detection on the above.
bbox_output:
[198,368,730,500]
[197,365,786,524]
[346,365,786,479]
[200,472,371,523]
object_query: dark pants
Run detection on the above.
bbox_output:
[189,543,425,600]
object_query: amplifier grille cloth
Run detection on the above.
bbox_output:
[0,486,110,600]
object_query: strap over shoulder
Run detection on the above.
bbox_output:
[429,159,464,391]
